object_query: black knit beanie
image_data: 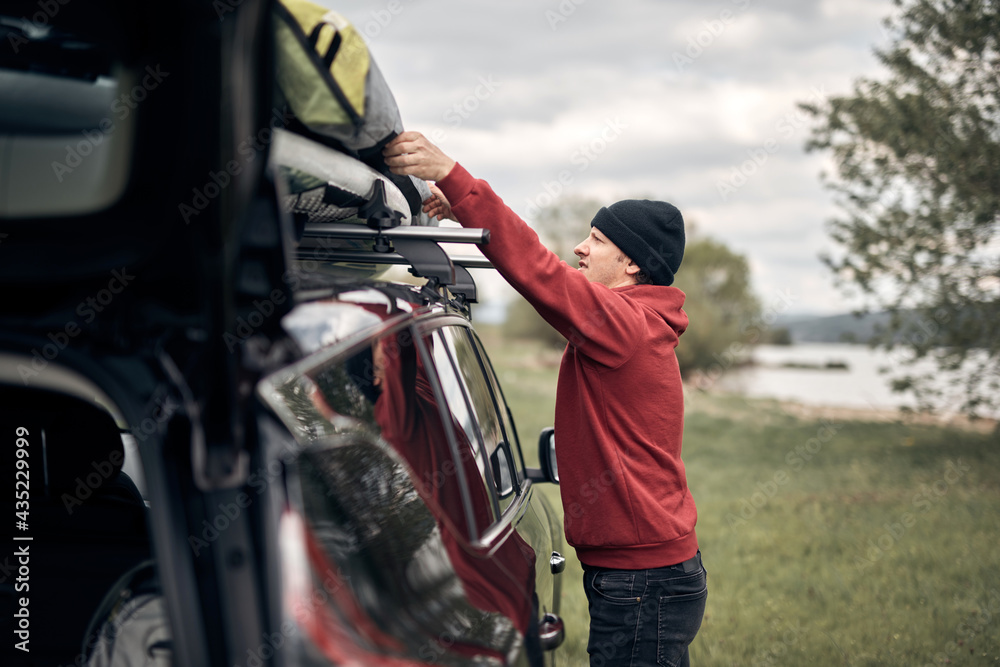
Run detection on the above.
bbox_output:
[590,199,685,286]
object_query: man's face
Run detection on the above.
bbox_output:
[573,227,639,289]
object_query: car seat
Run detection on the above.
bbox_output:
[0,387,151,667]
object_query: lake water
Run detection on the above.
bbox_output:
[714,343,987,416]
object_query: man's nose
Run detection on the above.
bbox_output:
[574,241,586,256]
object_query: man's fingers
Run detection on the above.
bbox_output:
[384,130,420,149]
[393,130,424,143]
[384,151,426,174]
[383,131,426,157]
[382,131,455,181]
[383,150,412,165]
[382,141,415,158]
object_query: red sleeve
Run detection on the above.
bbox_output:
[437,164,646,368]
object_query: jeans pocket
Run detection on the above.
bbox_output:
[656,570,707,667]
[585,569,641,666]
[590,570,639,604]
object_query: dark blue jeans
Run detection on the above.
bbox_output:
[583,552,707,667]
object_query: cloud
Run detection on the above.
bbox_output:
[322,0,897,314]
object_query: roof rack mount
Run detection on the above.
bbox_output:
[298,222,494,303]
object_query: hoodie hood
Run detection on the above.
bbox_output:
[617,284,688,338]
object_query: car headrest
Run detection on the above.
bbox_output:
[0,386,125,497]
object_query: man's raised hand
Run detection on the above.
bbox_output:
[423,183,457,222]
[383,131,456,183]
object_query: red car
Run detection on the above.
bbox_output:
[0,1,564,665]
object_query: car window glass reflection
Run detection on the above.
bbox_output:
[305,330,472,539]
[296,328,538,643]
[469,330,528,486]
[435,326,519,514]
[422,329,499,533]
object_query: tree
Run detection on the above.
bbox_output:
[504,196,603,349]
[803,0,1000,417]
[671,238,761,378]
[503,195,763,378]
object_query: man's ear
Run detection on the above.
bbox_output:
[624,260,641,276]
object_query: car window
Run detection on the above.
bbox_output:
[467,330,527,485]
[300,327,479,540]
[423,326,501,533]
[268,319,525,543]
[431,325,520,517]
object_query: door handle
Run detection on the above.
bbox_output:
[550,551,566,574]
[539,612,565,651]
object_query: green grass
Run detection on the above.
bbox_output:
[479,329,1000,666]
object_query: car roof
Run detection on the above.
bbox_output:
[282,280,446,355]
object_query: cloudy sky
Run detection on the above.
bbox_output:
[326,0,898,315]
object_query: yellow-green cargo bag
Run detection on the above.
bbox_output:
[274,0,400,155]
[273,0,429,216]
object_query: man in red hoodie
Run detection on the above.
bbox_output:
[384,131,706,667]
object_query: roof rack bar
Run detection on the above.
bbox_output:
[439,255,493,270]
[302,222,490,245]
[294,249,494,270]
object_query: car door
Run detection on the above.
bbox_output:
[262,310,564,665]
[421,319,564,659]
[464,327,564,631]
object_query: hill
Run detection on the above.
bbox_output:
[776,311,891,344]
